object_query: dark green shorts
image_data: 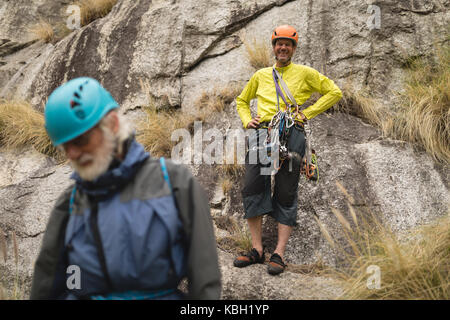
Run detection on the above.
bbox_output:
[241,124,306,226]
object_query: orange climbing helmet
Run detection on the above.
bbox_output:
[271,25,298,46]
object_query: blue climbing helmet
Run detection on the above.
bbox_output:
[44,77,119,146]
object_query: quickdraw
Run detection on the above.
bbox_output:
[301,148,319,181]
[265,109,296,170]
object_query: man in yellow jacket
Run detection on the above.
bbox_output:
[234,25,342,275]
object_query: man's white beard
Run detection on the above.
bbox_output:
[70,127,116,182]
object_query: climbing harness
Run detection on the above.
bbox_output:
[264,68,297,170]
[266,67,319,181]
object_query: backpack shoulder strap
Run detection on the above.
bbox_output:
[89,200,114,293]
[159,157,172,192]
[69,186,77,215]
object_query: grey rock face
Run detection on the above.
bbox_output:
[0,40,37,58]
[0,148,73,298]
[0,0,449,299]
[1,0,447,110]
[355,140,449,232]
[0,0,69,42]
[1,0,297,111]
[0,0,69,96]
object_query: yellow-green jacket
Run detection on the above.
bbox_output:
[236,63,343,128]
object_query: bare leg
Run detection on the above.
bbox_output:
[247,216,263,256]
[273,223,293,259]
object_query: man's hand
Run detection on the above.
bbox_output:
[246,115,261,129]
[297,111,307,122]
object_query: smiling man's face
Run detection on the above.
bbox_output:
[273,38,296,66]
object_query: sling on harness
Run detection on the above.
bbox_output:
[267,67,319,181]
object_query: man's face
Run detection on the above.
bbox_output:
[273,39,296,64]
[62,123,116,181]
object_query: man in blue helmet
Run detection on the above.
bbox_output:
[30,77,221,300]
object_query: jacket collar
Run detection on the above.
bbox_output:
[71,136,150,199]
[274,61,293,73]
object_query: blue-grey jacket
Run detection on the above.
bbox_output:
[30,138,221,299]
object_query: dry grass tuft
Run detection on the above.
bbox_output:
[241,35,272,70]
[197,85,243,113]
[0,100,60,159]
[136,105,198,158]
[230,222,252,254]
[137,79,242,158]
[136,79,198,158]
[335,84,385,127]
[53,22,74,42]
[384,44,450,163]
[221,177,233,195]
[336,43,449,163]
[29,0,117,43]
[217,217,252,254]
[335,181,356,205]
[75,0,118,26]
[220,161,245,179]
[318,184,450,300]
[288,255,328,276]
[218,147,245,185]
[28,19,54,43]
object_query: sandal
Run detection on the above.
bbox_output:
[267,253,287,275]
[233,248,265,268]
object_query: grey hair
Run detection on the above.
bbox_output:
[99,111,134,156]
